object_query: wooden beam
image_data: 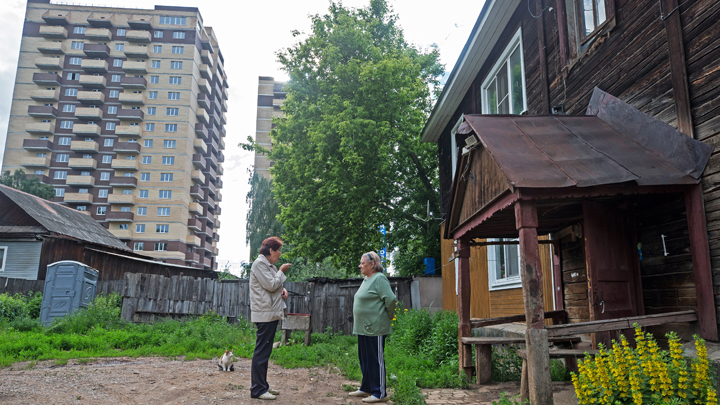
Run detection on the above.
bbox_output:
[555,0,569,70]
[685,184,719,340]
[470,309,567,328]
[515,199,552,405]
[552,240,564,311]
[661,0,694,137]
[545,310,698,337]
[536,0,550,115]
[456,237,473,380]
[468,239,555,247]
[450,190,519,240]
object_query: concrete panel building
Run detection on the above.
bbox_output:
[254,76,285,179]
[2,0,227,269]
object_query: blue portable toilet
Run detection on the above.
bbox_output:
[40,261,99,326]
[423,257,436,275]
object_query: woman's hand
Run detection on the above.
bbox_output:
[281,288,288,300]
[279,263,291,273]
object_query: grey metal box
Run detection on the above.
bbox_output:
[40,261,99,326]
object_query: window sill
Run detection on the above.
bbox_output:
[489,278,522,291]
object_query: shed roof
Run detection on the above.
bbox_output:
[0,185,131,252]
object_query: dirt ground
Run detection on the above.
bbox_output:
[0,356,578,405]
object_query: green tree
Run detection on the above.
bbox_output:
[245,170,284,260]
[270,0,443,275]
[0,169,55,200]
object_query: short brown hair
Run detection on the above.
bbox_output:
[259,236,283,256]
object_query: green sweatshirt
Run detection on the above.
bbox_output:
[353,272,397,336]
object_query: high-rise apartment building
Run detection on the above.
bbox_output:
[2,0,226,270]
[254,76,286,179]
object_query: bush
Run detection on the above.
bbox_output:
[389,305,432,355]
[0,292,42,321]
[423,310,459,367]
[48,293,125,334]
[572,326,718,405]
[492,346,523,382]
[390,371,426,405]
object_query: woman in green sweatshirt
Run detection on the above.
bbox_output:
[348,251,397,403]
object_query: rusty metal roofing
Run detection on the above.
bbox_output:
[0,185,131,252]
[458,89,712,189]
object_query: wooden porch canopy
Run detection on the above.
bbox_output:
[447,89,715,404]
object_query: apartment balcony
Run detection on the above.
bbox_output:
[216,178,223,189]
[84,28,112,40]
[200,31,214,52]
[35,57,62,69]
[108,194,136,205]
[185,252,200,263]
[39,25,67,38]
[205,154,218,170]
[79,75,107,89]
[110,229,131,239]
[189,202,203,215]
[25,122,55,135]
[193,139,207,153]
[187,217,202,231]
[111,159,139,171]
[221,98,228,113]
[30,89,60,102]
[198,78,212,94]
[213,232,219,242]
[83,43,110,58]
[122,61,148,74]
[191,170,205,184]
[194,123,208,141]
[77,91,105,104]
[37,41,65,54]
[222,87,229,101]
[27,106,58,118]
[120,76,147,89]
[197,93,211,110]
[21,156,51,168]
[199,64,212,80]
[192,154,206,170]
[207,125,219,141]
[127,15,154,30]
[215,218,221,229]
[126,30,151,43]
[204,181,216,196]
[75,107,103,120]
[195,108,209,124]
[68,158,97,170]
[115,125,142,137]
[106,211,134,222]
[109,176,137,187]
[217,151,225,163]
[64,193,93,204]
[87,12,115,27]
[219,127,226,138]
[215,204,221,215]
[216,190,222,202]
[201,210,215,224]
[22,139,53,151]
[118,92,145,105]
[32,73,61,86]
[124,45,149,58]
[114,142,141,154]
[207,138,219,154]
[66,175,95,187]
[117,109,144,121]
[217,165,224,175]
[220,111,227,125]
[73,124,101,136]
[70,140,99,153]
[190,185,203,199]
[81,59,108,73]
[185,235,201,247]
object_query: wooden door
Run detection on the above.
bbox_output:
[583,200,644,347]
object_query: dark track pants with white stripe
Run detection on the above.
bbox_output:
[358,334,387,399]
[251,320,278,398]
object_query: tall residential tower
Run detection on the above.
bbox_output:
[2,0,227,269]
[254,76,286,179]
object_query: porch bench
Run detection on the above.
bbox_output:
[544,310,697,337]
[517,348,598,401]
[460,336,581,384]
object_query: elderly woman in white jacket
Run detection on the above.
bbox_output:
[249,236,289,400]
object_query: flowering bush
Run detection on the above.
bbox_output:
[572,325,717,405]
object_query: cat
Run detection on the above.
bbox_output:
[218,349,234,371]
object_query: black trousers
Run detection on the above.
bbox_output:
[358,334,387,399]
[251,320,279,398]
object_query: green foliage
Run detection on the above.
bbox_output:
[492,392,526,405]
[0,169,55,200]
[245,171,284,261]
[48,293,125,334]
[491,346,523,382]
[283,256,346,281]
[0,292,42,321]
[389,306,432,355]
[390,371,427,405]
[550,358,571,381]
[270,0,443,275]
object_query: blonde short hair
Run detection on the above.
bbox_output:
[363,251,383,273]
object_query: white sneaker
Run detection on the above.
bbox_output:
[257,392,276,400]
[348,390,371,398]
[268,388,280,395]
[362,395,389,403]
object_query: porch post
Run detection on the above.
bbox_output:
[685,184,719,341]
[456,237,473,380]
[515,199,552,404]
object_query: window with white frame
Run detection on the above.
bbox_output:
[118,224,129,230]
[166,108,178,116]
[158,190,172,199]
[160,16,186,25]
[104,139,114,147]
[58,136,71,145]
[107,106,117,114]
[145,123,155,132]
[56,154,69,163]
[160,173,173,182]
[172,31,185,39]
[77,206,86,211]
[134,242,144,251]
[147,107,156,115]
[106,122,116,130]
[136,224,145,233]
[154,242,167,251]
[151,60,161,68]
[68,57,82,65]
[142,156,152,164]
[73,26,86,34]
[154,31,163,38]
[164,124,177,132]
[171,46,184,54]
[115,43,124,51]
[36,153,46,158]
[150,76,159,84]
[100,172,110,180]
[157,207,170,216]
[140,173,150,181]
[102,155,112,164]
[54,170,67,179]
[137,206,147,215]
[65,88,78,97]
[169,76,181,85]
[148,91,158,99]
[97,206,107,215]
[67,73,80,81]
[55,188,65,197]
[487,238,521,290]
[117,28,126,36]
[98,188,109,198]
[170,61,182,69]
[162,156,174,165]
[71,41,84,49]
[481,29,527,115]
[0,246,6,271]
[168,92,180,100]
[111,75,121,83]
[144,139,153,148]
[153,45,162,53]
[139,190,149,198]
[156,224,169,233]
[62,104,75,113]
[113,59,122,67]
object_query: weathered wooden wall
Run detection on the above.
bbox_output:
[119,273,412,335]
[0,276,123,296]
[457,147,510,227]
[560,230,589,324]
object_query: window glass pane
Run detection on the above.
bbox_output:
[509,46,524,114]
[581,0,596,36]
[487,78,498,114]
[496,63,509,114]
[595,0,606,27]
[506,244,519,277]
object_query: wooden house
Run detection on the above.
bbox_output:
[0,184,215,281]
[421,0,720,401]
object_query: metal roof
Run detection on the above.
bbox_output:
[0,185,131,252]
[458,89,712,188]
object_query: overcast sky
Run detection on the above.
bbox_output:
[0,0,485,276]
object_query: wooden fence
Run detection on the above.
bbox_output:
[0,276,122,296]
[120,273,413,335]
